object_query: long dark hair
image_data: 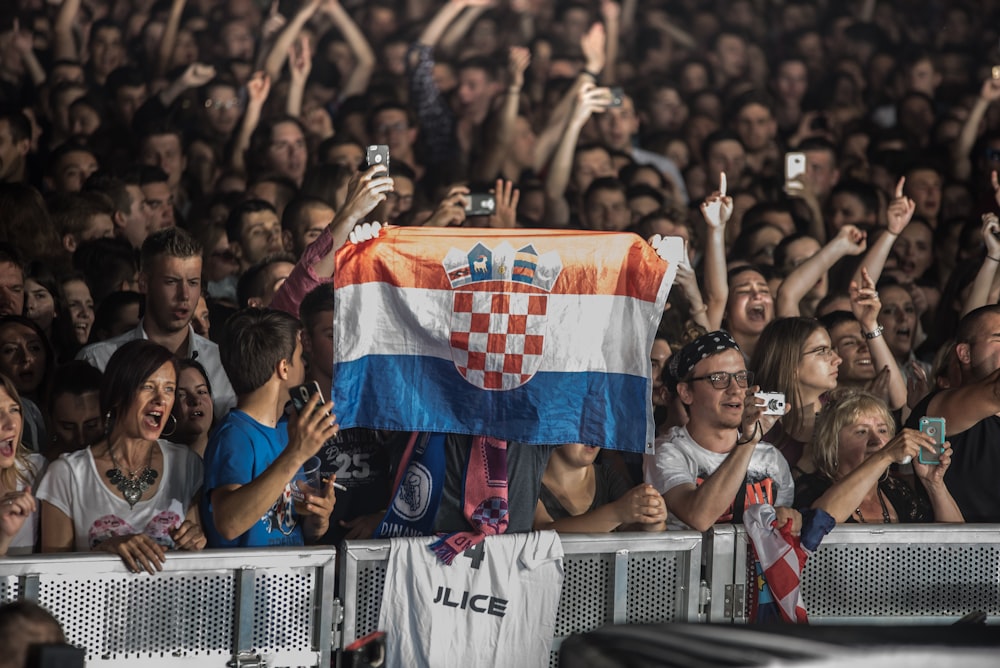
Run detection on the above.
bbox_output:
[101,340,177,437]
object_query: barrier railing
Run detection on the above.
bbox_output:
[337,532,704,665]
[0,548,338,668]
[4,526,999,667]
[706,524,1000,625]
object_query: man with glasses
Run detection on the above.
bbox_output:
[644,331,796,531]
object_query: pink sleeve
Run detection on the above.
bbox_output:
[270,226,336,317]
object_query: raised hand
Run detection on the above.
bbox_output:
[341,165,394,221]
[508,46,531,89]
[849,267,880,331]
[580,22,606,73]
[700,176,734,229]
[179,62,216,89]
[572,82,612,122]
[424,185,470,227]
[261,0,287,41]
[981,77,1000,103]
[289,35,312,82]
[886,177,916,235]
[983,212,1000,259]
[246,71,271,106]
[833,224,867,256]
[489,178,519,229]
[286,392,339,461]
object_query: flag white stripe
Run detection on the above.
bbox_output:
[336,282,659,376]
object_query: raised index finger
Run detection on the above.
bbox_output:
[894,176,905,199]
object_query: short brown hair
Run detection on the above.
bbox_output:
[139,226,202,274]
[221,308,301,395]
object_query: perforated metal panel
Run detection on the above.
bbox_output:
[802,539,1000,621]
[714,524,1000,625]
[339,532,702,658]
[0,574,18,604]
[0,548,337,666]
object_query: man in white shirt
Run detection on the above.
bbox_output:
[77,227,235,417]
[644,331,797,531]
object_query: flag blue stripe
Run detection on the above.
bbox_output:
[332,354,651,452]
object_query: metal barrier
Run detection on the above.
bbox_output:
[0,547,338,667]
[337,532,703,665]
[706,524,1000,625]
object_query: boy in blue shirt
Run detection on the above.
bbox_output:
[202,308,339,547]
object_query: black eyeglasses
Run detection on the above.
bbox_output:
[687,370,754,389]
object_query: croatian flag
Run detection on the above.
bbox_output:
[332,228,677,452]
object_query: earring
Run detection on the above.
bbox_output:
[161,414,178,438]
[103,410,113,437]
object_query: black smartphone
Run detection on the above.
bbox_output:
[365,144,390,171]
[609,86,624,108]
[289,380,324,413]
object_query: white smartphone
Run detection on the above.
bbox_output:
[785,152,806,185]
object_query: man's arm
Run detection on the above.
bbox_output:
[210,393,337,541]
[700,184,733,331]
[322,0,375,98]
[927,368,1000,436]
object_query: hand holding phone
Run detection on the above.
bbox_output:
[785,152,806,190]
[366,144,390,171]
[918,416,946,465]
[465,193,496,216]
[290,381,325,413]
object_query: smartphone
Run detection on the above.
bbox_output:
[465,193,496,216]
[365,144,390,171]
[289,380,325,413]
[918,416,946,465]
[755,391,786,416]
[992,65,1000,80]
[608,86,624,108]
[785,152,806,184]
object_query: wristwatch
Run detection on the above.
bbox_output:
[863,324,884,340]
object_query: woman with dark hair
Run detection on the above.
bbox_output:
[0,373,45,556]
[22,261,59,341]
[37,340,205,573]
[750,316,842,469]
[0,315,53,452]
[171,358,215,458]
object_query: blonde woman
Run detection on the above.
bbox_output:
[0,373,45,556]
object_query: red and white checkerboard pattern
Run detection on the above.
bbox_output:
[450,290,548,390]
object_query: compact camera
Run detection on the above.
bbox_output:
[755,391,786,416]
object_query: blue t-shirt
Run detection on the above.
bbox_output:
[202,410,304,547]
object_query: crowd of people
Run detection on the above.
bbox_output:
[0,0,999,581]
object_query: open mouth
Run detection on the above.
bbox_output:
[747,304,768,321]
[0,438,14,458]
[722,400,743,411]
[143,410,164,430]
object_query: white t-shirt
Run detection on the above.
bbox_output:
[6,453,47,555]
[37,440,202,551]
[379,532,564,668]
[644,425,794,530]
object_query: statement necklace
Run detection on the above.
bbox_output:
[106,443,158,509]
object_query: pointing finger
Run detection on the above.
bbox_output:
[894,176,905,199]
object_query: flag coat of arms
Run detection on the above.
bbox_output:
[332,227,678,452]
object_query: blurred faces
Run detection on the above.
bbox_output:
[89,26,125,79]
[202,83,242,136]
[174,365,213,444]
[114,84,147,126]
[904,168,941,222]
[0,118,29,182]
[141,179,175,229]
[829,319,876,383]
[734,103,776,152]
[705,138,746,181]
[877,284,917,360]
[268,121,307,185]
[371,108,417,161]
[583,187,630,231]
[455,67,499,120]
[24,279,55,333]
[571,147,615,193]
[192,296,210,338]
[774,60,808,103]
[828,192,875,231]
[726,269,773,336]
[0,322,46,395]
[236,209,284,265]
[714,34,748,80]
[596,97,640,152]
[62,279,94,345]
[0,262,24,317]
[802,148,839,199]
[50,150,99,193]
[140,134,186,191]
[890,222,934,282]
[50,389,102,452]
[0,385,22,469]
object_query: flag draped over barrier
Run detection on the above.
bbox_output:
[332,227,677,452]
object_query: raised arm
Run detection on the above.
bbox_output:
[543,83,610,227]
[851,268,907,410]
[10,21,45,86]
[321,0,375,98]
[263,0,321,82]
[439,3,491,56]
[473,46,530,182]
[156,0,187,78]
[230,71,270,176]
[53,0,82,62]
[599,1,620,85]
[700,180,734,331]
[927,366,1000,436]
[853,177,914,286]
[158,62,216,108]
[961,210,1000,317]
[953,78,1000,182]
[776,225,867,318]
[286,36,311,118]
